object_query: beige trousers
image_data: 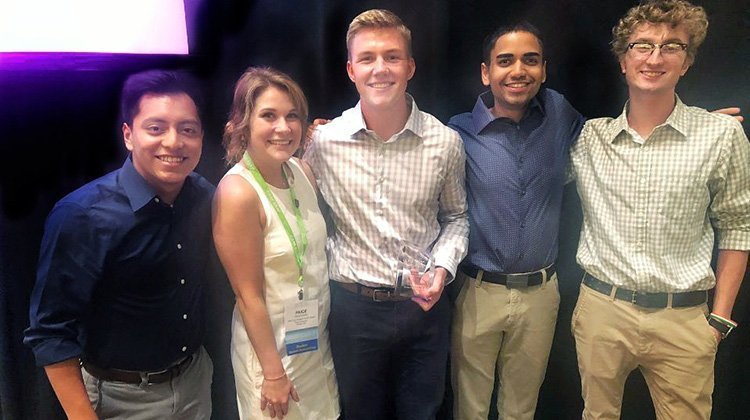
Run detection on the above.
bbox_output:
[451,272,560,420]
[572,283,718,420]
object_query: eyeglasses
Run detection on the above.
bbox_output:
[627,42,688,57]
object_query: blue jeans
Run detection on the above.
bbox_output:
[329,282,451,420]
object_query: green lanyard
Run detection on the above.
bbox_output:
[243,152,308,300]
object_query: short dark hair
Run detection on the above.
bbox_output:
[119,70,203,126]
[482,21,545,65]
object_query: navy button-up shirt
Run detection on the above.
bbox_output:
[24,157,217,371]
[449,88,584,273]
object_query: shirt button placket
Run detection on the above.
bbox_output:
[376,144,385,215]
[634,146,648,284]
[641,148,651,252]
[175,241,188,353]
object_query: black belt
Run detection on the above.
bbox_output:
[461,265,556,288]
[583,273,708,308]
[334,281,413,302]
[82,353,194,385]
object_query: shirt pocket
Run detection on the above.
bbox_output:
[658,175,710,224]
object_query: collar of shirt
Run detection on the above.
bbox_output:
[118,156,195,212]
[470,90,544,135]
[606,95,690,144]
[347,93,425,141]
[119,156,159,212]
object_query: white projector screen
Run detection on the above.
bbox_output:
[0,0,188,54]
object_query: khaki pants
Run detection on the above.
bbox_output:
[572,283,718,420]
[451,272,559,420]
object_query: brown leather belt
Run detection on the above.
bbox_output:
[583,273,708,308]
[334,281,413,302]
[82,353,194,385]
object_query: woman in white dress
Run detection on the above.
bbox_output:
[212,67,338,419]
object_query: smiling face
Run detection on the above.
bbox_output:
[346,27,416,114]
[481,30,546,122]
[246,86,302,168]
[123,92,202,203]
[619,23,691,98]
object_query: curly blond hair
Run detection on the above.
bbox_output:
[611,0,708,64]
[223,67,308,166]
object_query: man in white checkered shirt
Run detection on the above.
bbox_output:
[303,9,468,420]
[568,1,750,419]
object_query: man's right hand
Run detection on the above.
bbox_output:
[44,359,98,420]
[712,107,744,123]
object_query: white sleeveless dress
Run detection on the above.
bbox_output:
[226,158,339,419]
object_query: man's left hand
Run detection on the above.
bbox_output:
[709,326,723,343]
[411,267,448,312]
[303,118,330,151]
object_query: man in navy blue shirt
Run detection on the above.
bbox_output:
[24,70,216,419]
[448,22,584,420]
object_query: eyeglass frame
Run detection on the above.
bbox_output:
[627,41,689,56]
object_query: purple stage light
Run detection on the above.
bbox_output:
[0,0,188,54]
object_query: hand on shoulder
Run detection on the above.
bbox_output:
[711,107,744,123]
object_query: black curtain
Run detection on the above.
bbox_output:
[2,1,748,419]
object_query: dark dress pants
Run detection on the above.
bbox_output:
[329,282,451,420]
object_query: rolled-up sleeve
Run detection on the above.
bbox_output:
[710,120,750,250]
[24,203,104,366]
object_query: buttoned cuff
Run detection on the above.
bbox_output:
[433,256,458,284]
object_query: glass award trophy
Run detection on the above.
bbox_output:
[395,240,435,298]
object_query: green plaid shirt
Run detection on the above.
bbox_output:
[570,96,750,292]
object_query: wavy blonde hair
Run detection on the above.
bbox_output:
[611,0,708,64]
[223,67,309,165]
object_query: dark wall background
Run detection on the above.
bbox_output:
[1,1,748,419]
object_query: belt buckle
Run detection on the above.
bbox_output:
[630,290,655,307]
[372,288,394,302]
[139,368,168,387]
[630,291,638,305]
[506,274,529,289]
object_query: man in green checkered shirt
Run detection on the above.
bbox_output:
[568,1,750,419]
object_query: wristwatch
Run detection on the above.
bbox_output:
[707,314,737,339]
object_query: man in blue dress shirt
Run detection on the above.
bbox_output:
[448,22,584,420]
[24,70,216,419]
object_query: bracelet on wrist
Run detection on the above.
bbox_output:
[707,313,738,339]
[263,372,287,381]
[708,313,738,328]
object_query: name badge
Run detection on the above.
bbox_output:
[284,299,319,355]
